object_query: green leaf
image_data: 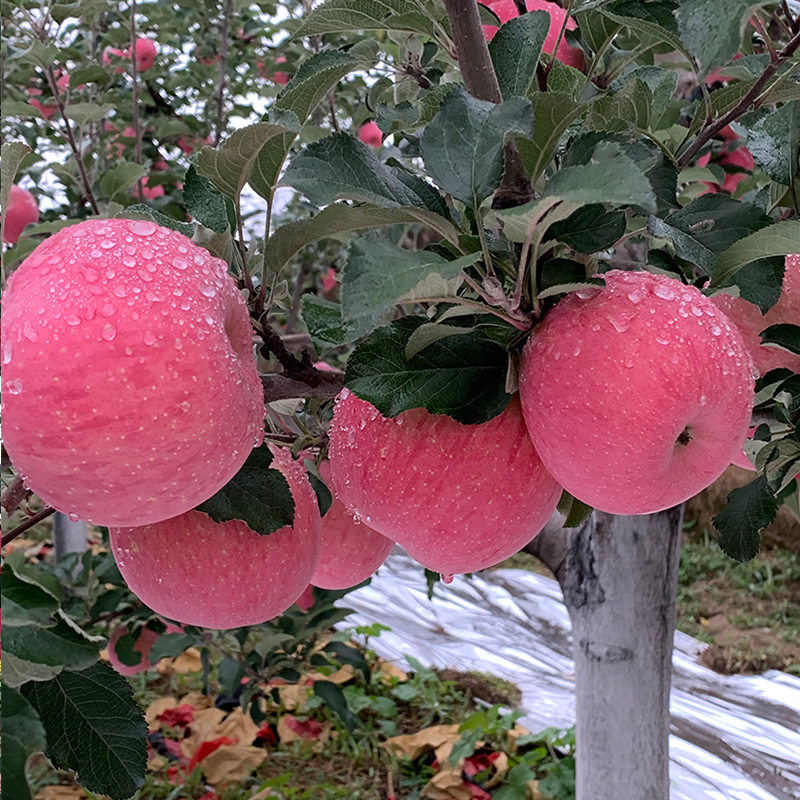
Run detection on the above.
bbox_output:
[197,120,300,201]
[610,66,678,123]
[297,0,432,36]
[1,141,34,243]
[99,162,148,200]
[760,323,800,356]
[601,0,686,54]
[2,685,47,800]
[183,164,230,233]
[301,295,356,349]
[313,680,359,732]
[119,205,195,238]
[252,49,364,204]
[284,132,449,219]
[63,102,115,125]
[341,234,478,339]
[731,257,786,313]
[196,446,295,536]
[713,476,777,562]
[265,202,459,278]
[70,65,111,87]
[1,563,60,627]
[22,663,148,799]
[516,92,585,182]
[710,220,800,287]
[489,11,549,100]
[741,101,800,186]
[308,469,334,517]
[547,204,627,253]
[420,88,534,207]
[148,632,200,663]
[586,77,652,132]
[345,317,511,425]
[676,0,755,77]
[376,84,456,135]
[648,194,774,275]
[2,616,99,675]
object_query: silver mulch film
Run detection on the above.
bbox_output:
[337,550,800,800]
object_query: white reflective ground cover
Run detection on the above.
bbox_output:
[337,551,800,800]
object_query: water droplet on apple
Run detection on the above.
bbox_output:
[710,324,722,336]
[178,400,191,412]
[85,267,100,282]
[67,314,81,326]
[129,220,157,236]
[440,573,454,584]
[102,323,117,341]
[199,284,216,298]
[144,331,156,346]
[572,345,581,356]
[68,512,80,522]
[609,316,631,333]
[690,306,703,317]
[90,249,103,259]
[172,256,189,270]
[653,285,675,301]
[100,238,115,249]
[627,289,644,304]
[3,340,13,364]
[100,303,116,317]
[656,333,671,345]
[624,357,635,369]
[173,338,183,350]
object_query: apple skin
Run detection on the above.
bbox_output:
[329,391,562,576]
[311,460,394,590]
[711,254,800,377]
[482,0,584,69]
[103,38,156,72]
[358,121,383,148]
[519,270,755,515]
[1,218,265,526]
[3,185,39,244]
[109,446,322,629]
[107,621,182,676]
[697,143,754,195]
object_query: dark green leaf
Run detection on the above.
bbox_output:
[218,657,247,695]
[2,616,99,673]
[1,558,60,626]
[741,100,800,186]
[99,162,148,199]
[713,476,777,562]
[341,234,478,339]
[301,295,356,350]
[112,631,144,668]
[489,11,549,100]
[197,446,295,536]
[22,663,148,799]
[148,633,200,663]
[345,317,511,425]
[421,88,534,207]
[297,0,431,36]
[70,65,111,87]
[586,76,652,132]
[760,323,800,356]
[731,257,785,313]
[547,204,627,253]
[325,640,371,683]
[308,469,333,517]
[284,132,449,217]
[2,685,47,800]
[313,680,359,732]
[183,164,230,233]
[601,0,685,53]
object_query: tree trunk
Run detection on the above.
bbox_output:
[528,506,683,800]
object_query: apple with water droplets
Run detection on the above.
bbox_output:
[329,391,562,576]
[519,270,755,515]
[4,185,39,244]
[311,459,394,590]
[110,447,322,629]
[1,218,265,526]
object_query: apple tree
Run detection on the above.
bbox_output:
[2,0,800,798]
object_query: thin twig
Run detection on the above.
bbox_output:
[2,507,57,548]
[678,27,800,166]
[214,0,235,147]
[261,373,343,403]
[130,0,144,201]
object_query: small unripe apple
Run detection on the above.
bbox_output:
[519,270,755,515]
[311,460,394,590]
[329,391,561,576]
[1,218,265,526]
[483,0,584,69]
[358,121,383,148]
[107,621,182,675]
[711,254,800,377]
[3,185,39,244]
[110,447,322,629]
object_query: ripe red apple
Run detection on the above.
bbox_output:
[136,176,166,200]
[519,270,755,515]
[482,0,584,69]
[1,218,265,526]
[3,185,39,244]
[697,143,754,195]
[311,460,394,590]
[711,254,800,377]
[103,38,157,73]
[108,621,182,675]
[329,391,561,577]
[257,55,290,85]
[358,121,383,148]
[109,446,322,629]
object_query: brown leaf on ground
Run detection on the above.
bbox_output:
[34,788,87,800]
[157,646,203,674]
[506,724,531,754]
[180,707,228,759]
[276,682,311,711]
[383,724,461,761]
[277,714,333,748]
[145,697,178,731]
[200,744,266,783]
[375,660,408,683]
[216,707,261,746]
[422,770,474,800]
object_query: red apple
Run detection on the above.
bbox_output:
[711,254,800,377]
[311,460,394,590]
[1,218,265,526]
[519,270,755,515]
[697,143,754,195]
[109,446,322,629]
[3,185,39,244]
[136,177,166,200]
[358,121,383,148]
[329,391,561,577]
[482,0,583,69]
[132,38,157,72]
[108,621,182,675]
[258,55,290,85]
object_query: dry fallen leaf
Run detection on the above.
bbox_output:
[200,743,266,783]
[422,770,474,800]
[145,697,178,731]
[506,723,531,754]
[527,779,545,799]
[383,725,461,761]
[277,682,311,711]
[179,691,215,710]
[157,646,203,674]
[304,664,356,685]
[277,714,333,749]
[375,660,408,683]
[216,707,261,746]
[34,787,88,800]
[180,707,229,760]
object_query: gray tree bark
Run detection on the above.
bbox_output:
[527,506,683,800]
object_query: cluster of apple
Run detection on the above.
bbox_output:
[2,217,796,631]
